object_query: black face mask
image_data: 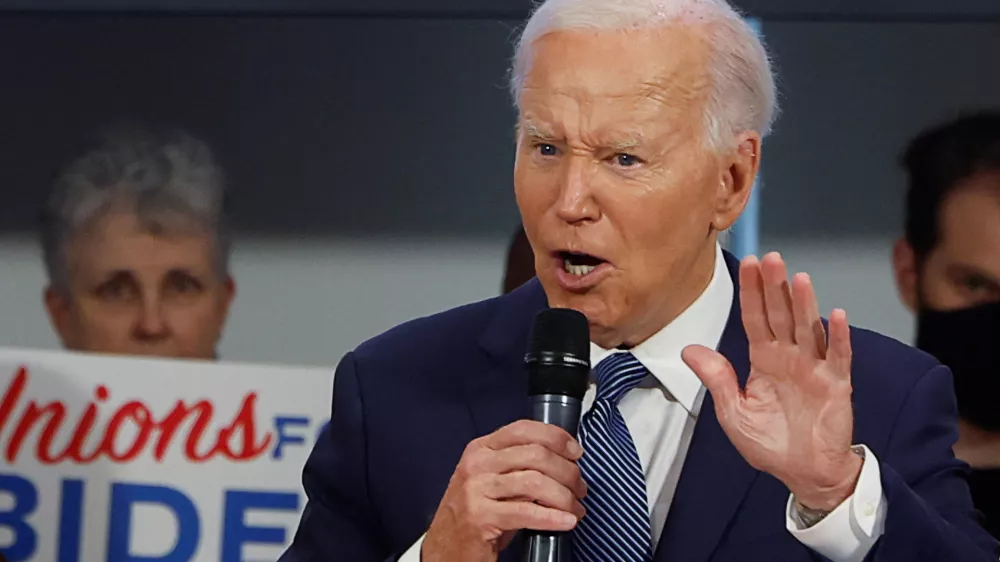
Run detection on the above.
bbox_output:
[916,301,1000,430]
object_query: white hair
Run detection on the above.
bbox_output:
[510,0,777,150]
[41,124,231,292]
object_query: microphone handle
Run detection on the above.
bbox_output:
[531,393,582,435]
[525,393,582,562]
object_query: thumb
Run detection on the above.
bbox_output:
[682,345,741,411]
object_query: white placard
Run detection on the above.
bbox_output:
[0,347,332,562]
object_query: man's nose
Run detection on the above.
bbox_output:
[555,157,600,224]
[133,297,170,340]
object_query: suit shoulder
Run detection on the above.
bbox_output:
[849,325,940,386]
[352,297,501,365]
[347,280,542,370]
[848,325,945,435]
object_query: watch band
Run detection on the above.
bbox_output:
[793,446,866,528]
[794,501,832,527]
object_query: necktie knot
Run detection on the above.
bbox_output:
[594,352,649,405]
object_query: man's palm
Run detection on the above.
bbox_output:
[683,253,859,509]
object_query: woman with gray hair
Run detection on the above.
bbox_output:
[40,124,235,360]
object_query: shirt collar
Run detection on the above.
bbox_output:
[589,243,734,414]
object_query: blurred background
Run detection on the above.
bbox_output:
[1,0,999,366]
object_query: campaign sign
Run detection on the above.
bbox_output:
[0,347,333,562]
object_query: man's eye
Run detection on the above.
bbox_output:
[166,274,203,296]
[960,276,999,298]
[536,144,558,157]
[614,153,642,168]
[171,278,197,293]
[962,278,985,291]
[95,280,134,301]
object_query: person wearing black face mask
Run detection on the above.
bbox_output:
[918,303,1000,433]
[893,110,1000,538]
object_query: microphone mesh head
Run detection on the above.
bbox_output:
[527,308,590,362]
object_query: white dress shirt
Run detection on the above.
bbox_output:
[402,244,887,561]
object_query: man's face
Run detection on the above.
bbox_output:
[45,211,235,360]
[514,26,759,347]
[896,173,1000,311]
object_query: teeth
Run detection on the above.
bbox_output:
[563,260,597,276]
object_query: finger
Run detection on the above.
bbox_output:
[790,273,827,359]
[739,256,774,343]
[826,308,852,378]
[682,345,742,417]
[760,253,795,343]
[486,470,586,519]
[489,499,579,533]
[482,420,582,461]
[490,444,587,498]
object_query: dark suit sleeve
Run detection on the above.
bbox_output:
[279,352,391,562]
[868,365,999,561]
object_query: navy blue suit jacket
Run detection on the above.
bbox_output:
[281,252,999,561]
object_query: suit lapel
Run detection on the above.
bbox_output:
[467,279,548,436]
[654,252,760,562]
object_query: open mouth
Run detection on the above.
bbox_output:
[558,251,607,277]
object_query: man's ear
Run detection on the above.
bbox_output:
[44,285,74,347]
[712,132,762,232]
[219,276,236,321]
[892,238,919,312]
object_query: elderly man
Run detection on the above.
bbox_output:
[40,124,235,360]
[282,0,997,560]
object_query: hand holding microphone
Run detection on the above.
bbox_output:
[422,309,590,562]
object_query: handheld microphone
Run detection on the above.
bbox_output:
[523,308,590,562]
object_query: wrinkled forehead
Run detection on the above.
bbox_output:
[518,26,712,128]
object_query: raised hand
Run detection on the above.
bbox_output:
[422,420,587,562]
[682,252,862,511]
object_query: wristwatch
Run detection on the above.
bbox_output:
[793,446,866,528]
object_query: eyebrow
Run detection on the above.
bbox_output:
[166,267,201,278]
[521,121,557,140]
[101,269,135,282]
[946,263,1000,287]
[522,121,648,151]
[608,136,645,151]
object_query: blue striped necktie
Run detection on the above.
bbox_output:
[573,352,653,562]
